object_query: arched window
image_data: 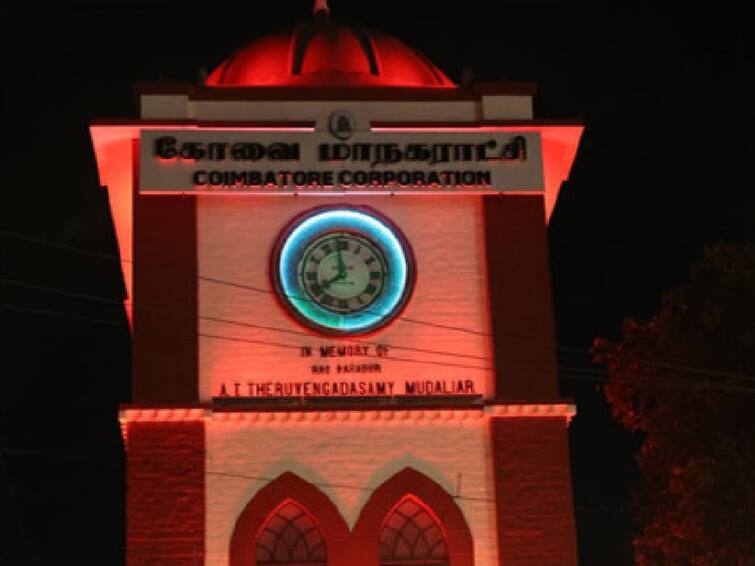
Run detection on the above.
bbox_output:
[379,496,449,566]
[255,500,327,565]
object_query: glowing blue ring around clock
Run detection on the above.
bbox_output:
[278,208,410,334]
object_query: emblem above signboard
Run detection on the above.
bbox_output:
[139,126,544,194]
[328,111,355,140]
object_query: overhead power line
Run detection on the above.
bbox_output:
[1,277,492,365]
[4,300,755,394]
[4,270,755,385]
[1,303,124,327]
[0,444,633,515]
[197,275,489,336]
[558,345,754,382]
[199,333,490,371]
[4,229,754,385]
[2,229,489,337]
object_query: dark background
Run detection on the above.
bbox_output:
[2,2,751,564]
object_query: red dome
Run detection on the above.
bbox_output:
[206,21,455,88]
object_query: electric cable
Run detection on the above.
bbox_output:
[0,300,491,372]
[4,273,755,385]
[198,275,490,336]
[558,344,755,382]
[0,443,633,514]
[4,301,755,395]
[1,303,124,327]
[1,277,492,362]
[559,372,755,394]
[4,228,754,384]
[1,229,489,337]
[6,288,755,388]
[199,332,491,371]
[199,314,490,361]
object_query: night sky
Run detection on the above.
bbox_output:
[2,3,751,565]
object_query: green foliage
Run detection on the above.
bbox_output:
[594,244,755,565]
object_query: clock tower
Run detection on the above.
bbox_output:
[92,6,583,565]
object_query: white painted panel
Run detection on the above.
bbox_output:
[205,417,498,565]
[197,195,494,402]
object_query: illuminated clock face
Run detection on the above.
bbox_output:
[274,207,413,335]
[300,232,388,314]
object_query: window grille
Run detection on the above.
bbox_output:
[379,496,449,566]
[256,500,327,565]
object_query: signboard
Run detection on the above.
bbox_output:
[215,340,479,402]
[139,128,544,194]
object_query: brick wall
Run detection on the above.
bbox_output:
[133,190,198,403]
[126,421,205,565]
[484,195,559,401]
[491,417,578,565]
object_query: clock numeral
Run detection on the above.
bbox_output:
[306,272,317,281]
[336,240,348,251]
[310,283,323,297]
[369,271,381,280]
[310,254,321,264]
[353,244,362,255]
[337,299,349,309]
[365,256,376,265]
[364,284,377,296]
[321,294,334,306]
[321,243,333,255]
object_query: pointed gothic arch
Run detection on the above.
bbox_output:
[379,495,449,564]
[352,468,474,566]
[229,472,350,566]
[256,499,327,564]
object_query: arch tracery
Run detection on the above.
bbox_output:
[230,468,473,566]
[229,472,350,566]
[379,495,449,565]
[354,467,474,566]
[256,500,327,565]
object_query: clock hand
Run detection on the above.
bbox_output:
[322,248,349,289]
[321,267,346,289]
[336,248,347,277]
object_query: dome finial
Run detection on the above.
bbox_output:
[313,0,330,20]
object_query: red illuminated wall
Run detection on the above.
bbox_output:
[484,194,559,401]
[491,417,578,564]
[130,192,563,404]
[132,188,198,403]
[99,99,581,564]
[126,420,205,565]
